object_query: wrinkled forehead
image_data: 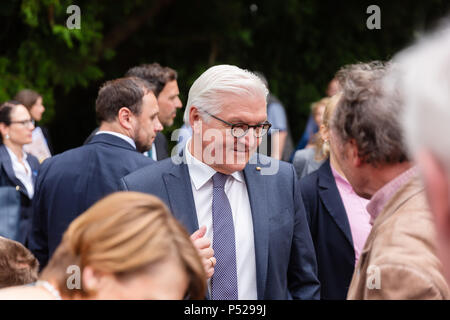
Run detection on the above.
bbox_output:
[218,93,267,123]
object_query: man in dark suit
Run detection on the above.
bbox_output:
[84,63,182,161]
[121,65,320,300]
[125,63,182,160]
[29,77,163,268]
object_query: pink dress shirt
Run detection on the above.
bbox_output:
[331,164,372,265]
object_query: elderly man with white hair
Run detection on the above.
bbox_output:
[121,64,320,300]
[390,23,450,288]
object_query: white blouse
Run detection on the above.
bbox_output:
[5,146,34,198]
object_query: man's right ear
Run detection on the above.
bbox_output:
[117,107,133,130]
[189,106,202,131]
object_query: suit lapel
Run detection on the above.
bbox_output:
[0,145,28,197]
[243,162,269,300]
[163,162,199,234]
[318,160,354,248]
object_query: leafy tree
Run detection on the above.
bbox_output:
[1,0,449,152]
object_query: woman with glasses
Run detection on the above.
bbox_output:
[14,89,52,162]
[0,101,40,246]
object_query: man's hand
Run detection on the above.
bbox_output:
[191,225,215,279]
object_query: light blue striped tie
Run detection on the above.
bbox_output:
[210,172,239,300]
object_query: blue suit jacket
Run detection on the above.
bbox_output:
[299,160,355,299]
[28,134,154,267]
[0,144,39,245]
[120,153,320,300]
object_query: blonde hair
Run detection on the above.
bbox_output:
[314,93,342,161]
[40,192,206,299]
[311,97,330,117]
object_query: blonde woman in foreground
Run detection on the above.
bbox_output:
[0,191,206,299]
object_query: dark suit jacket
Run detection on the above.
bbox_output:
[29,133,154,267]
[153,132,169,160]
[0,144,39,246]
[85,128,169,161]
[299,160,355,300]
[121,153,320,300]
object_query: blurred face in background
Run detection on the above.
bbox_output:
[326,78,340,97]
[30,96,45,122]
[314,103,326,126]
[157,80,183,127]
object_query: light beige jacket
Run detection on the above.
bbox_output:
[347,175,449,299]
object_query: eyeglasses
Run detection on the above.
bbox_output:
[203,110,271,138]
[10,119,35,128]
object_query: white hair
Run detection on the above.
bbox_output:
[386,22,450,169]
[183,65,268,125]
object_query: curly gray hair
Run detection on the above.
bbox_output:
[331,61,408,165]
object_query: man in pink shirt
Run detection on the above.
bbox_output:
[330,61,449,299]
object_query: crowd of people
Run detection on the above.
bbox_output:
[1,22,450,300]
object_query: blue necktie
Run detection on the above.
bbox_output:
[211,172,239,300]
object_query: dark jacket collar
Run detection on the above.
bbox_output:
[0,144,38,198]
[317,159,354,247]
[88,132,137,152]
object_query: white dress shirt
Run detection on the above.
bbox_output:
[185,140,258,300]
[5,146,34,198]
[95,130,136,149]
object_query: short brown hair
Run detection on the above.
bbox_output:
[0,237,39,288]
[125,63,178,97]
[95,77,156,123]
[14,89,41,111]
[40,192,206,299]
[332,61,408,165]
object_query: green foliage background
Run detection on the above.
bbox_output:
[1,0,449,153]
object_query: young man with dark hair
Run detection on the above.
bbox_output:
[85,63,183,160]
[125,63,182,160]
[29,77,163,268]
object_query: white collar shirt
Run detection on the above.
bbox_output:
[5,146,34,199]
[185,139,258,300]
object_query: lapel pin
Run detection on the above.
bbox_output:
[256,166,261,171]
[16,186,20,191]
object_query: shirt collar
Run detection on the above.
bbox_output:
[95,130,136,149]
[5,145,27,162]
[366,165,419,225]
[185,138,244,191]
[330,162,353,193]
